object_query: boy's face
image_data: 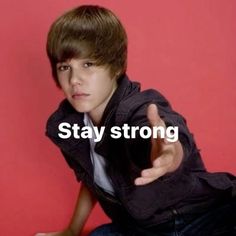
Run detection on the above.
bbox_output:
[56,58,117,123]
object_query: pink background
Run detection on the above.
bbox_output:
[0,0,236,235]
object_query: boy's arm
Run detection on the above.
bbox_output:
[68,183,97,235]
[35,183,97,236]
[135,104,184,185]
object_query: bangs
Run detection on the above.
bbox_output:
[48,36,93,63]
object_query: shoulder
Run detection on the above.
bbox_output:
[46,99,84,139]
[115,88,172,125]
[47,99,74,122]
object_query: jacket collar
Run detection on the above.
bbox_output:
[99,74,140,126]
[94,75,140,157]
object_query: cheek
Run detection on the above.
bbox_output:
[59,82,70,95]
[58,72,70,83]
[58,76,68,87]
[100,81,113,95]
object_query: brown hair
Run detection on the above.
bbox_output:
[46,5,127,86]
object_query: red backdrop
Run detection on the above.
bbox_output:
[0,0,236,235]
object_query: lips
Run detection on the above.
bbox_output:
[72,92,90,99]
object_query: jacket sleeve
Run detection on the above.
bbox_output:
[112,89,204,222]
[117,89,201,174]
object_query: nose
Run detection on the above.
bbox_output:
[70,68,83,86]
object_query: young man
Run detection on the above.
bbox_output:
[36,5,236,236]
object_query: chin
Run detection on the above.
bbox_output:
[72,105,91,113]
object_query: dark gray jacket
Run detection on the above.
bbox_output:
[46,75,236,228]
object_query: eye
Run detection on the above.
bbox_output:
[84,62,94,68]
[56,64,71,72]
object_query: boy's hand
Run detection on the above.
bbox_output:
[134,104,183,185]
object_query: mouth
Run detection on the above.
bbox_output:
[72,92,90,99]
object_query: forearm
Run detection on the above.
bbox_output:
[67,183,97,235]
